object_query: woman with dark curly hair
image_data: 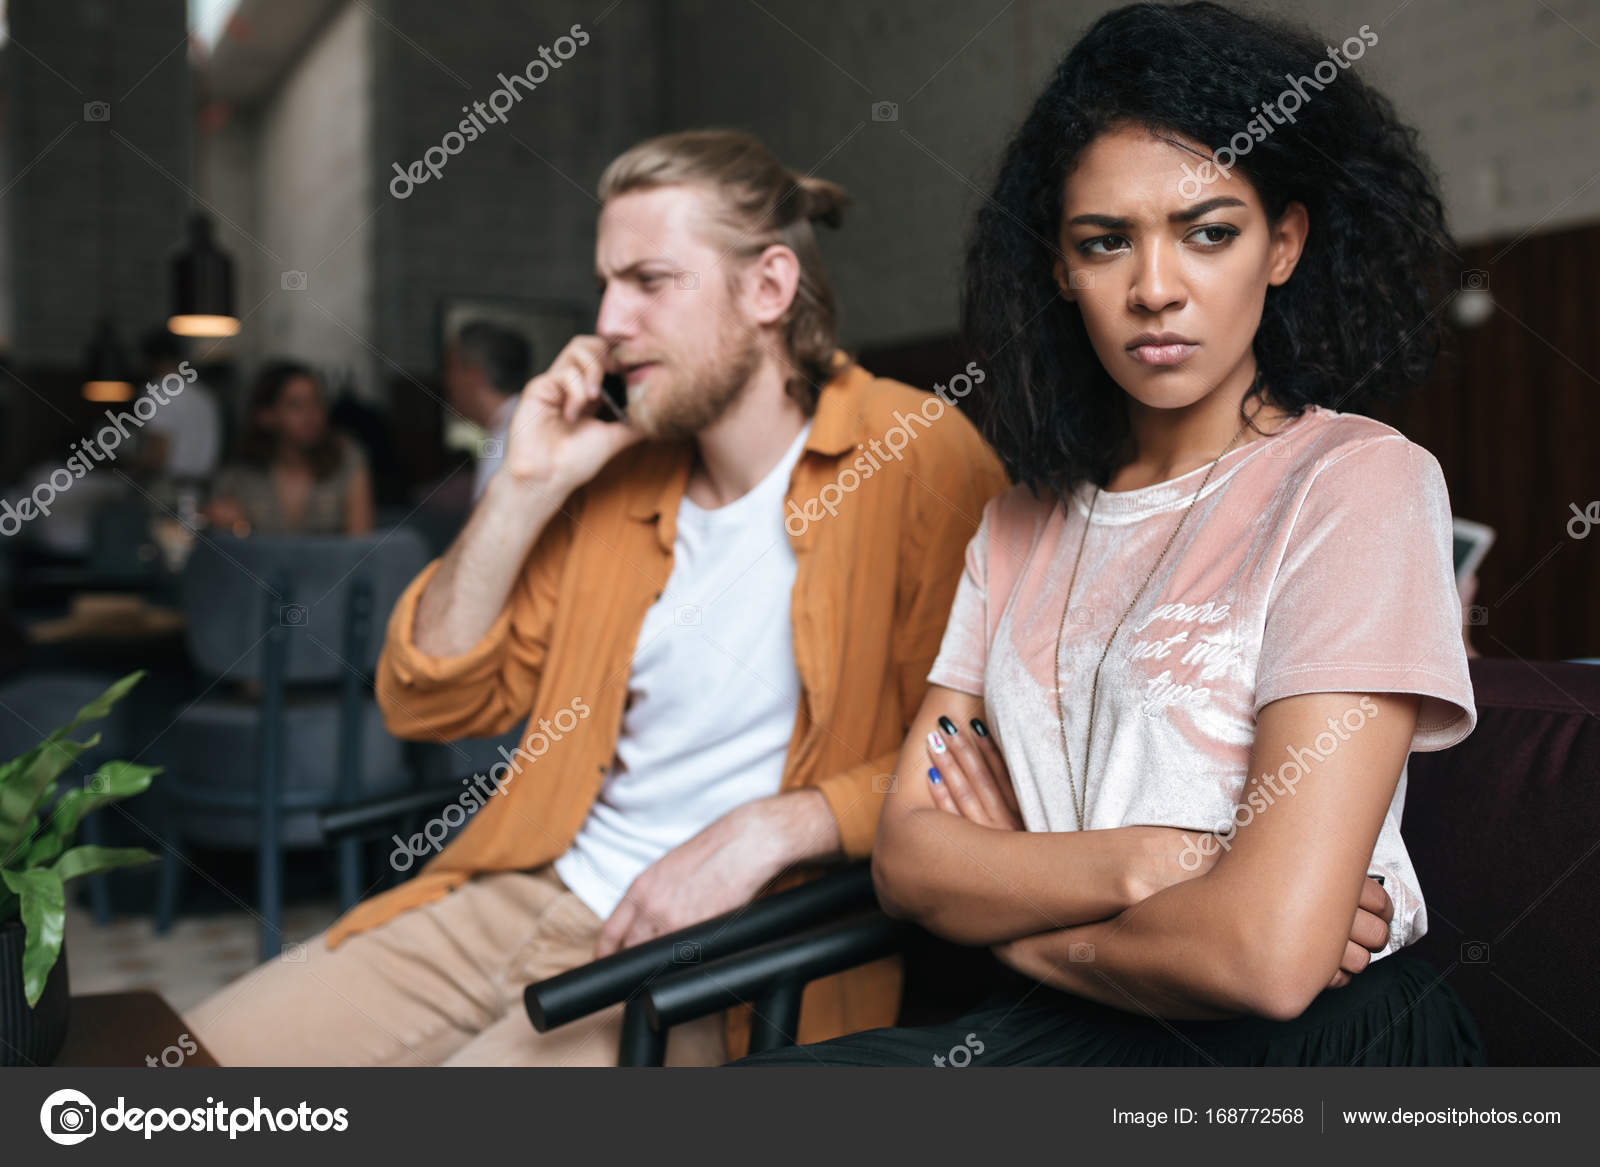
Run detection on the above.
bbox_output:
[737,2,1483,1066]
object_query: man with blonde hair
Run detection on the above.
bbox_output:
[187,129,1006,1066]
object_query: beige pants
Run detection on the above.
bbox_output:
[184,866,727,1067]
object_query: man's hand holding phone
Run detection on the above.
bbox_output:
[501,335,643,492]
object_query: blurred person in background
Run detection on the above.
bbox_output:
[133,328,222,486]
[206,359,374,536]
[444,321,533,499]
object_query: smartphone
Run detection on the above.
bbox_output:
[597,372,628,422]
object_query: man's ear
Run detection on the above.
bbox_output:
[747,243,802,326]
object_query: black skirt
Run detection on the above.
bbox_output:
[733,951,1486,1067]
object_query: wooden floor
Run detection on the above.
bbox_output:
[62,899,341,1018]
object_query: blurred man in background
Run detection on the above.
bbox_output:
[137,329,222,486]
[444,321,533,499]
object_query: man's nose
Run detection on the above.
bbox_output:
[595,284,639,342]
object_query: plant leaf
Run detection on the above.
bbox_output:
[20,761,160,871]
[0,744,45,792]
[0,868,65,1007]
[0,673,144,857]
[36,761,160,849]
[0,735,98,860]
[45,671,145,743]
[51,844,156,884]
[22,828,64,871]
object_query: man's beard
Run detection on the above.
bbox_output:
[628,325,763,441]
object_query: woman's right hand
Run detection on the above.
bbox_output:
[923,714,1023,831]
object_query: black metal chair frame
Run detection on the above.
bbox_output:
[318,790,911,1064]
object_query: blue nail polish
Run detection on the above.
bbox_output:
[928,767,942,784]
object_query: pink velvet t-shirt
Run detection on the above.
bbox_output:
[928,405,1476,959]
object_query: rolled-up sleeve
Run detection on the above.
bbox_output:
[374,508,572,742]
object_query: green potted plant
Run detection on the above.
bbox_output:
[1,671,158,1066]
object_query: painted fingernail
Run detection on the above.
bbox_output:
[927,731,947,755]
[938,716,959,736]
[1369,874,1385,886]
[928,766,942,784]
[970,718,989,738]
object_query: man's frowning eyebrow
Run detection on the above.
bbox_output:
[1066,196,1248,230]
[594,260,671,287]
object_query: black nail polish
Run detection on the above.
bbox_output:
[938,716,959,736]
[970,718,989,738]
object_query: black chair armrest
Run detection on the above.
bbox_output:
[316,782,463,841]
[645,909,910,1056]
[524,861,878,1036]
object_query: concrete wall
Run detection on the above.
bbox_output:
[192,0,1600,386]
[245,0,374,395]
[369,0,666,380]
[4,0,191,367]
[661,0,1600,347]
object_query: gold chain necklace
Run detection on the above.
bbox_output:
[1052,416,1254,832]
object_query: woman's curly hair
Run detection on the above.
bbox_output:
[962,1,1456,497]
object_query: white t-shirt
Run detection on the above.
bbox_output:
[144,377,222,480]
[553,421,813,919]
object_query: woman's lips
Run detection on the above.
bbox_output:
[1128,342,1198,366]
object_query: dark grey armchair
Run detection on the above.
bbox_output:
[158,527,430,959]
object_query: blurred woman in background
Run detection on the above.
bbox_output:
[207,360,373,536]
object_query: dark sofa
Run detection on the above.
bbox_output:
[1402,657,1600,1065]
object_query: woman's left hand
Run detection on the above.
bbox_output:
[924,715,1024,831]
